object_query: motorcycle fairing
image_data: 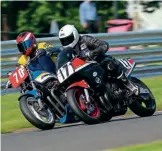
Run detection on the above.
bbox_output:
[57,58,96,84]
[66,80,89,92]
[118,58,136,77]
[32,71,56,83]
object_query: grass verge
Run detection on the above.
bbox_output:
[1,93,34,133]
[1,76,162,133]
[1,78,8,82]
[141,76,162,111]
[109,140,162,151]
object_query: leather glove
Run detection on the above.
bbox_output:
[80,50,93,60]
[46,48,60,57]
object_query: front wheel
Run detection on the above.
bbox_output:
[129,77,156,117]
[67,88,101,124]
[19,95,55,130]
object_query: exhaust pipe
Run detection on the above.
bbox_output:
[47,96,64,116]
[51,89,66,111]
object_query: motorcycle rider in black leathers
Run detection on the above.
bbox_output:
[58,24,139,97]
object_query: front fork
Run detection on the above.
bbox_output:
[27,68,44,110]
[83,88,111,113]
[84,89,91,103]
[84,85,113,112]
[82,88,96,113]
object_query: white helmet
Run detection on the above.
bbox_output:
[59,24,79,48]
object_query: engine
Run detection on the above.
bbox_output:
[44,79,57,90]
[106,82,125,102]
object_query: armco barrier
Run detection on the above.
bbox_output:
[1,30,162,94]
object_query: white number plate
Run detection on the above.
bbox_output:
[57,62,75,83]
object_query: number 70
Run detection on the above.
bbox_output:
[13,68,25,83]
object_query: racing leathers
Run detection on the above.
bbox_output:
[18,42,60,74]
[71,35,139,96]
[6,42,59,88]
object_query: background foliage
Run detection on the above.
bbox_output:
[1,1,160,40]
[1,1,127,39]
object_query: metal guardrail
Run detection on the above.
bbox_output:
[1,30,162,94]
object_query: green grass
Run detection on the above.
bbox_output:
[141,76,162,111]
[146,62,162,66]
[1,58,13,61]
[1,76,162,133]
[109,141,162,151]
[1,78,8,82]
[1,93,34,133]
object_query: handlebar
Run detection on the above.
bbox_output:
[5,80,12,89]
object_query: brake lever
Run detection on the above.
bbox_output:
[5,80,12,89]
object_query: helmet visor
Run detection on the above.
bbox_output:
[17,39,33,54]
[60,34,75,47]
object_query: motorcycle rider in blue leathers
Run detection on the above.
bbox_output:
[16,31,59,73]
[6,31,59,88]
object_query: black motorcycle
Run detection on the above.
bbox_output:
[55,48,156,124]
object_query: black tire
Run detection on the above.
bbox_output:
[129,77,156,117]
[100,114,112,122]
[19,95,55,130]
[67,88,101,124]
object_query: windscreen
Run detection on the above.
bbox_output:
[56,47,74,70]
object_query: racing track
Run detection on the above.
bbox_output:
[2,112,162,151]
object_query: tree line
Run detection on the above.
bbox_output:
[1,1,128,40]
[1,1,160,40]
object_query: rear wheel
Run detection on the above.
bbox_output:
[67,88,101,124]
[129,77,156,117]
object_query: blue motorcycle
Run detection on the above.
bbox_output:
[6,61,78,130]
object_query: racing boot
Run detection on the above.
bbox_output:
[117,72,139,96]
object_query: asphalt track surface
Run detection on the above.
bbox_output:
[2,112,162,151]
